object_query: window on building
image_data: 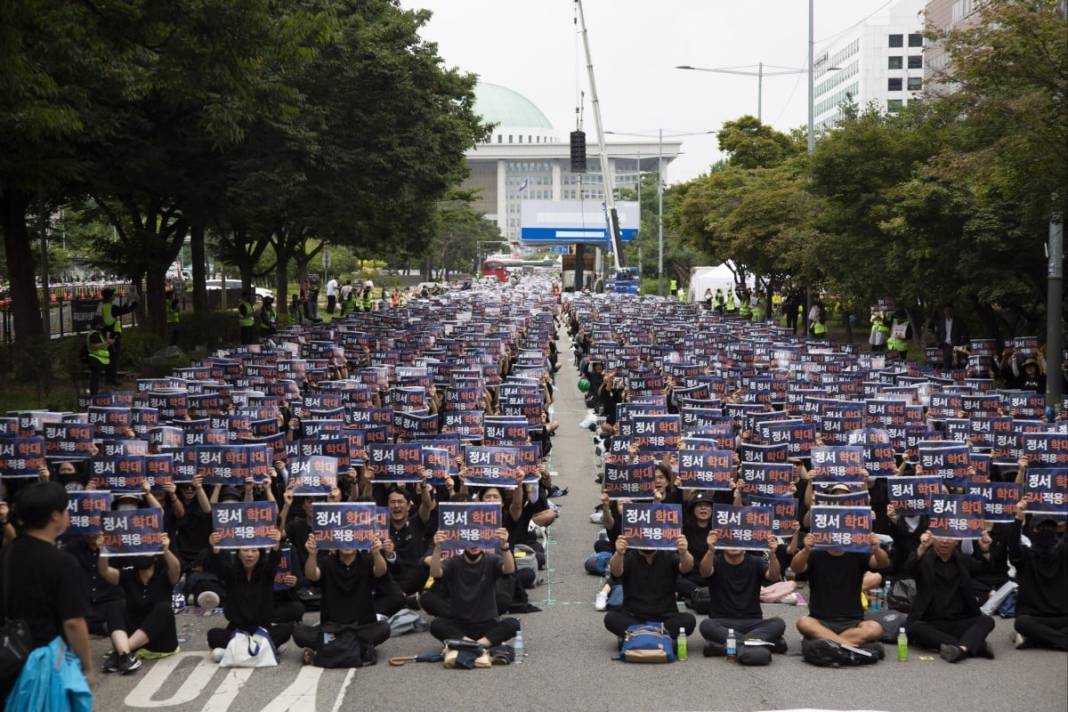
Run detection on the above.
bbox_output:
[508,135,513,143]
[908,55,923,69]
[887,99,904,113]
[908,77,922,91]
[888,77,903,91]
[908,33,923,47]
[888,34,903,47]
[888,56,903,69]
[497,134,503,144]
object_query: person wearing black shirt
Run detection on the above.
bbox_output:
[427,528,520,647]
[603,535,697,644]
[697,531,787,660]
[792,531,889,662]
[382,487,432,595]
[64,534,131,670]
[678,493,715,601]
[205,526,292,655]
[95,532,182,672]
[292,533,391,662]
[904,531,995,662]
[1010,507,1068,651]
[0,482,93,697]
[174,475,212,570]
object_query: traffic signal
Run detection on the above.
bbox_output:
[570,130,586,173]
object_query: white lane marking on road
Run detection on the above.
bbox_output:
[260,665,323,712]
[328,668,356,712]
[201,667,254,712]
[124,652,219,707]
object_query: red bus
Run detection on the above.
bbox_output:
[481,259,508,282]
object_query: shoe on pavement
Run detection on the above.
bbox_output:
[594,590,608,611]
[211,648,226,663]
[976,643,995,659]
[940,643,966,663]
[102,651,121,674]
[117,653,143,674]
[197,591,220,609]
[771,637,789,654]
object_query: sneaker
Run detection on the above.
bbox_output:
[117,653,143,674]
[1016,634,1034,650]
[594,590,608,611]
[702,641,726,657]
[771,637,789,654]
[211,647,226,663]
[860,642,885,661]
[939,643,966,663]
[976,643,995,660]
[102,651,121,674]
[197,591,220,609]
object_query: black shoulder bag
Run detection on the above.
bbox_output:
[0,545,34,681]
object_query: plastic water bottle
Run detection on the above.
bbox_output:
[726,628,737,662]
[677,628,688,661]
[871,587,881,611]
[897,627,908,662]
[883,582,892,609]
[513,628,525,664]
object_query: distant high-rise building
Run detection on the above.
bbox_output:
[812,0,927,128]
[462,83,681,244]
[923,0,987,95]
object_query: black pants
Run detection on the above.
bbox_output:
[394,563,430,595]
[699,616,786,644]
[106,334,121,385]
[429,617,520,647]
[327,295,336,314]
[271,600,306,625]
[1015,614,1068,651]
[603,610,697,639]
[87,598,127,637]
[786,309,798,334]
[906,615,994,655]
[240,325,255,345]
[207,622,293,650]
[676,572,710,600]
[128,601,179,653]
[292,621,390,651]
[372,579,406,617]
[88,358,105,395]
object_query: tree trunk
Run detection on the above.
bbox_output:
[0,187,43,341]
[239,261,254,293]
[275,256,290,316]
[146,266,168,340]
[190,224,207,315]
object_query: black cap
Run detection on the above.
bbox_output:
[689,491,714,509]
[219,486,243,502]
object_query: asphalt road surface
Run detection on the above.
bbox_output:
[93,331,1068,712]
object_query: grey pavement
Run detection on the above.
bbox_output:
[93,330,1068,712]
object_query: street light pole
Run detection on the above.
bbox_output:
[757,62,763,122]
[657,128,664,297]
[803,0,815,334]
[1047,0,1067,409]
[676,63,805,123]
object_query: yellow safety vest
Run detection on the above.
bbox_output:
[361,292,374,311]
[87,331,109,365]
[238,300,255,327]
[725,294,736,311]
[812,321,828,336]
[101,301,121,334]
[166,301,180,324]
[887,320,909,351]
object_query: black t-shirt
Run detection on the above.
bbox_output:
[503,499,548,547]
[1,536,91,647]
[63,536,124,605]
[210,549,281,631]
[683,519,712,564]
[441,553,502,623]
[318,552,378,626]
[806,550,868,621]
[928,556,966,621]
[389,515,428,566]
[119,565,173,622]
[176,502,212,562]
[621,550,680,618]
[708,553,766,619]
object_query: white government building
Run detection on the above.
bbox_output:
[462,83,682,245]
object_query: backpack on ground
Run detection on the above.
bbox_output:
[618,623,676,663]
[387,609,427,637]
[313,625,377,669]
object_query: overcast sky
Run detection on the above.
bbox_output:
[398,0,893,183]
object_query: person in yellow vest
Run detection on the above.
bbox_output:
[714,289,726,314]
[257,295,277,338]
[360,281,375,312]
[869,310,890,352]
[340,286,357,316]
[86,317,112,395]
[95,287,138,386]
[887,308,911,360]
[751,295,766,321]
[725,291,737,315]
[738,288,751,319]
[165,288,181,346]
[238,290,256,345]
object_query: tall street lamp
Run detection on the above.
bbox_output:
[676,63,807,122]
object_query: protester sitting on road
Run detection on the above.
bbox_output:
[1010,503,1068,651]
[293,533,391,665]
[792,531,889,665]
[698,531,787,663]
[427,527,520,648]
[205,526,292,658]
[678,492,715,602]
[603,534,697,646]
[905,531,996,662]
[96,532,182,671]
[382,486,433,599]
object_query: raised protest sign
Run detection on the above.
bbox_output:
[437,502,502,553]
[211,502,278,548]
[0,436,45,478]
[196,445,252,486]
[462,445,520,489]
[886,475,943,516]
[442,410,484,440]
[809,506,872,554]
[813,488,871,509]
[67,491,111,535]
[631,415,682,452]
[748,495,799,536]
[739,462,795,498]
[311,502,381,551]
[421,446,455,485]
[274,547,294,591]
[619,502,683,551]
[809,446,866,483]
[88,406,132,437]
[1022,467,1068,518]
[101,507,165,556]
[919,443,971,485]
[43,423,95,461]
[675,449,732,491]
[483,418,529,446]
[148,426,184,450]
[847,428,896,478]
[1020,432,1068,467]
[928,494,985,538]
[289,456,339,495]
[711,504,773,551]
[89,455,146,493]
[603,460,656,500]
[739,442,789,464]
[967,482,1023,524]
[760,420,816,458]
